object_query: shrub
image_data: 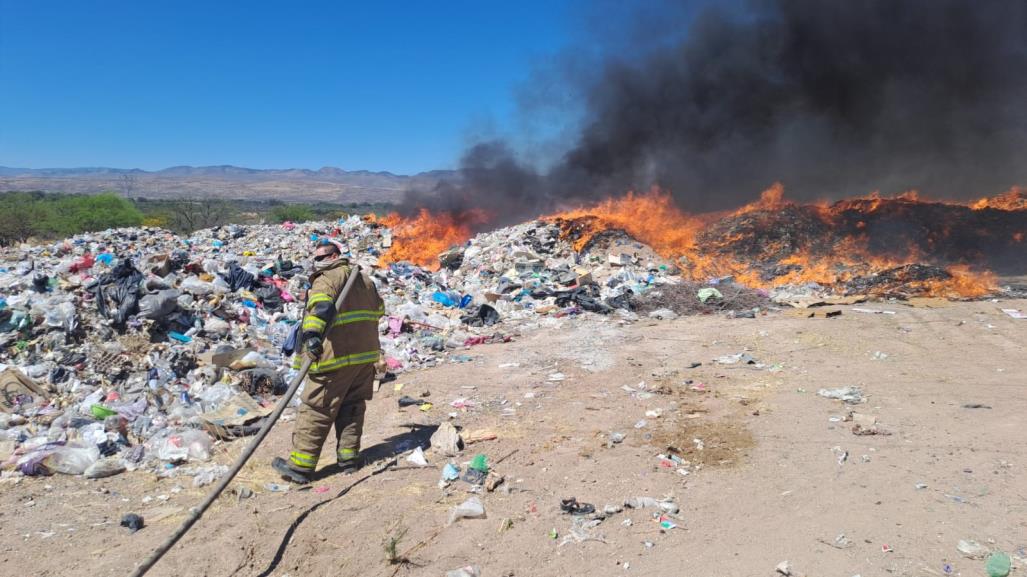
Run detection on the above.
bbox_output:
[268,204,316,223]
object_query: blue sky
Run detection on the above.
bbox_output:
[0,0,580,174]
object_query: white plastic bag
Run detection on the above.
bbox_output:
[43,445,100,475]
[181,277,215,296]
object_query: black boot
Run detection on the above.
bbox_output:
[337,457,363,475]
[272,457,311,484]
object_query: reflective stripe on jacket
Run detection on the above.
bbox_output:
[294,259,383,374]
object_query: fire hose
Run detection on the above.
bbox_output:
[128,265,363,577]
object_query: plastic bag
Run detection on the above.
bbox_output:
[43,444,100,475]
[77,388,106,414]
[221,262,256,292]
[447,496,486,525]
[44,301,77,331]
[192,464,229,487]
[180,277,215,296]
[78,422,109,445]
[196,382,235,411]
[138,289,181,320]
[154,429,213,462]
[432,291,460,308]
[229,351,272,370]
[16,443,61,476]
[84,457,126,478]
[211,276,231,295]
[624,496,679,515]
[203,317,230,336]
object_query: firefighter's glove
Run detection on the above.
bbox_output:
[304,335,324,361]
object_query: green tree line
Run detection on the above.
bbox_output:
[0,192,144,245]
[0,191,393,246]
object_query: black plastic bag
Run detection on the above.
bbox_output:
[92,260,144,327]
[221,262,256,292]
[253,284,284,311]
[461,304,500,327]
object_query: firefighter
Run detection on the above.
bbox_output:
[272,239,383,483]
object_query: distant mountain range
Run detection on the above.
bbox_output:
[0,165,456,204]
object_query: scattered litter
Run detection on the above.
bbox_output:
[957,539,990,559]
[775,560,792,576]
[714,353,758,365]
[430,422,463,456]
[397,396,424,407]
[697,287,723,303]
[559,516,606,546]
[405,446,429,467]
[120,513,144,533]
[485,473,504,492]
[464,429,498,444]
[852,308,897,315]
[441,463,461,481]
[462,454,489,484]
[1000,309,1026,319]
[647,308,678,320]
[818,387,865,404]
[447,496,486,525]
[985,552,1012,577]
[560,498,596,516]
[624,496,679,515]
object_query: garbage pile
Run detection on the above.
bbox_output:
[1,215,708,484]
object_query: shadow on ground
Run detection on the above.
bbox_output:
[256,423,439,577]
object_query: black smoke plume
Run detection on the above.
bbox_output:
[405,0,1027,224]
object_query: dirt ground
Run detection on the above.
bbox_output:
[1,298,1025,577]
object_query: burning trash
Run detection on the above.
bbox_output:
[0,183,1024,488]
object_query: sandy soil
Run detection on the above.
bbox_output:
[0,298,1024,577]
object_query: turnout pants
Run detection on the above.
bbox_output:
[288,362,375,471]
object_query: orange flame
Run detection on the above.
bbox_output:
[376,184,1019,297]
[378,208,490,270]
[545,187,711,255]
[970,186,1026,210]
